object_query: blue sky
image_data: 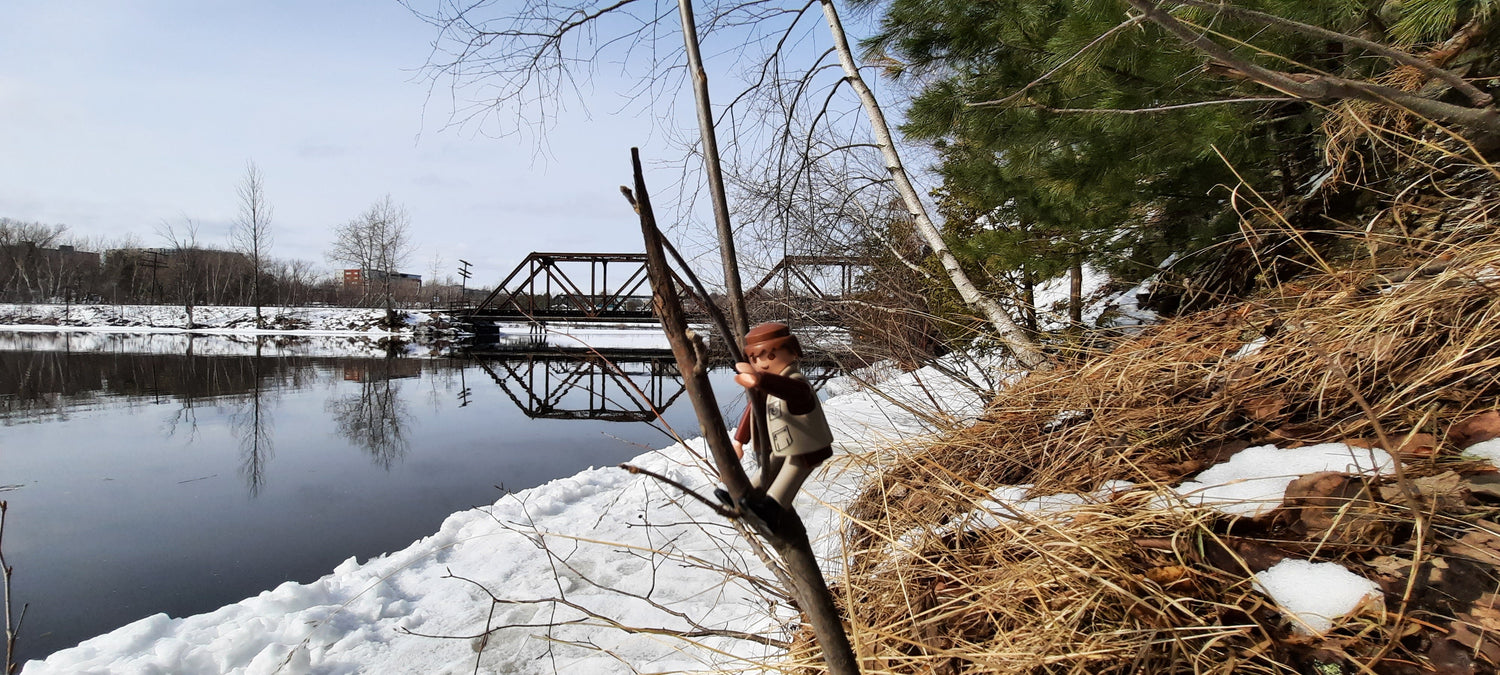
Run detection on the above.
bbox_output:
[0,1,686,284]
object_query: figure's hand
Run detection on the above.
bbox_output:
[734,362,759,389]
[733,440,744,459]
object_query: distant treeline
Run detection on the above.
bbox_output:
[0,217,474,307]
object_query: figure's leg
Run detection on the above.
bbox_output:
[765,448,831,508]
[754,454,785,491]
[765,460,812,509]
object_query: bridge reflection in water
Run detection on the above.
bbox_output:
[456,331,842,424]
[475,353,686,423]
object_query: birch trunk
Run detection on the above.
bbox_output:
[818,0,1049,369]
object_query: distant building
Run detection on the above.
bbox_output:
[4,242,102,271]
[343,269,422,295]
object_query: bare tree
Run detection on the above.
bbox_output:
[0,219,69,301]
[817,0,1046,367]
[327,195,415,325]
[405,0,1048,366]
[425,250,445,306]
[156,219,202,328]
[278,258,318,308]
[232,161,274,329]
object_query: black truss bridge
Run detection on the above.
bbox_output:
[461,252,670,325]
[457,251,871,328]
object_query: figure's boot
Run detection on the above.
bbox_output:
[737,495,785,530]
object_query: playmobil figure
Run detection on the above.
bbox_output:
[730,322,834,523]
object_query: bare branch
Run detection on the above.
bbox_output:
[2,501,23,675]
[1026,96,1297,114]
[1170,0,1492,106]
[1123,0,1500,138]
[620,463,738,518]
[417,570,792,649]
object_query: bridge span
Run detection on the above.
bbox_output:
[457,251,869,331]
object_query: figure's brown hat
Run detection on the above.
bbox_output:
[744,322,799,357]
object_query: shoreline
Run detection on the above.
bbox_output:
[19,346,977,673]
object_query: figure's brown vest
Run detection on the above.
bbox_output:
[766,367,833,457]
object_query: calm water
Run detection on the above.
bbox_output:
[0,332,773,663]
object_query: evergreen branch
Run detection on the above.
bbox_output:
[969,15,1147,109]
[1168,0,1492,106]
[1124,0,1500,138]
[1028,96,1295,114]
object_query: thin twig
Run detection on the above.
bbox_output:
[620,463,738,519]
[413,571,791,649]
[1026,97,1295,115]
[1,501,23,675]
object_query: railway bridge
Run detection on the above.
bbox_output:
[456,251,869,330]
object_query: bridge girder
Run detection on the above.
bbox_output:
[463,251,871,326]
[467,252,662,322]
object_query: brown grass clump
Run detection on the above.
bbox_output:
[831,211,1500,672]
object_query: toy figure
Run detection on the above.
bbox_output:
[726,322,834,526]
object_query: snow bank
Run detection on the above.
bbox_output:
[23,347,982,674]
[0,303,432,335]
[1169,443,1395,518]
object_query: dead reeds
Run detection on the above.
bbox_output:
[832,187,1500,672]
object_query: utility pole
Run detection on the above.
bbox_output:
[457,259,472,306]
[141,249,166,304]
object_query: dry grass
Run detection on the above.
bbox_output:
[818,183,1500,672]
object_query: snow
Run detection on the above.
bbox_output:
[1167,443,1395,518]
[948,442,1400,638]
[1461,437,1500,467]
[1231,336,1268,360]
[953,480,1137,532]
[1254,559,1382,635]
[1030,264,1159,330]
[0,303,434,335]
[12,304,1408,671]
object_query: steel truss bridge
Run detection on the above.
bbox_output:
[459,252,868,327]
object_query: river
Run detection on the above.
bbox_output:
[0,331,825,663]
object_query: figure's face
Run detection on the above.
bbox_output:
[749,345,796,374]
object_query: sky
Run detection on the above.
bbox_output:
[0,1,694,286]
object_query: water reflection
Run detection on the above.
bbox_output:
[0,333,715,495]
[475,355,687,423]
[230,361,275,496]
[0,331,845,502]
[325,362,416,469]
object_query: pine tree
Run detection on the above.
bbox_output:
[862,0,1468,317]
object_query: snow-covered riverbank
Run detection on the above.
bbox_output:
[11,300,1394,673]
[19,343,982,674]
[0,303,445,335]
